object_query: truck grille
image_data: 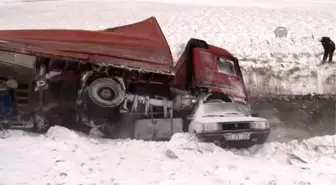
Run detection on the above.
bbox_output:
[220,122,250,130]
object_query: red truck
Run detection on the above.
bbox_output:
[0,17,269,147]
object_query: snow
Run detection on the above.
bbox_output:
[0,1,335,184]
[0,126,336,185]
[0,0,335,95]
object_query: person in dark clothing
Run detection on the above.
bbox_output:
[319,37,335,63]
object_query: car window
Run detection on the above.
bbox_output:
[217,57,237,76]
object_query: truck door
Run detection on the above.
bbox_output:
[192,48,216,88]
[214,56,247,101]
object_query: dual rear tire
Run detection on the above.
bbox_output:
[86,78,125,119]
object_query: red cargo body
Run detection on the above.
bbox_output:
[0,17,174,75]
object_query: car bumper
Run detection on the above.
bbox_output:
[196,128,270,148]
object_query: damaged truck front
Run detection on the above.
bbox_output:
[174,40,270,147]
[0,17,269,146]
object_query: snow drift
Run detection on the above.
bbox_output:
[0,126,336,185]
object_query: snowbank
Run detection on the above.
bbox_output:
[1,126,336,185]
[0,0,335,95]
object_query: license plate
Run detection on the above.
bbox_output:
[224,132,251,141]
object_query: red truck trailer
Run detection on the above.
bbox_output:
[0,17,269,147]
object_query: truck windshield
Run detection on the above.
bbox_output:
[217,57,237,76]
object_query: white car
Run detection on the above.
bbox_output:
[188,101,270,147]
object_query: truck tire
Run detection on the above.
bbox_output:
[87,78,125,108]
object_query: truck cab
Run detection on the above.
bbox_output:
[174,39,248,105]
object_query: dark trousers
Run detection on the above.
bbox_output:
[323,50,334,62]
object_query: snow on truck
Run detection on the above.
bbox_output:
[0,17,269,147]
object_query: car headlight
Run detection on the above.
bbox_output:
[202,123,220,131]
[250,121,269,129]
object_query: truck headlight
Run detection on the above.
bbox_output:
[250,121,269,129]
[202,123,219,131]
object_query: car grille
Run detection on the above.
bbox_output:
[220,122,250,130]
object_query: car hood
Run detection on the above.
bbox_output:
[194,116,267,124]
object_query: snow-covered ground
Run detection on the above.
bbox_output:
[0,1,335,184]
[1,0,336,95]
[0,126,336,185]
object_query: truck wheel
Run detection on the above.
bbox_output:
[87,78,125,108]
[182,119,190,132]
[44,105,77,129]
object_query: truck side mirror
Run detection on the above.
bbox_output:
[186,115,194,120]
[251,113,259,117]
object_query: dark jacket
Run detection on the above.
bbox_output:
[320,37,335,52]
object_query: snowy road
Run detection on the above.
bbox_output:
[1,126,336,185]
[0,0,336,95]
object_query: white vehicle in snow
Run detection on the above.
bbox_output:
[188,99,270,147]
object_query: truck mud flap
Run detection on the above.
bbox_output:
[133,118,183,141]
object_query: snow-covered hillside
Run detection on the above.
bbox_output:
[0,126,336,185]
[0,0,335,95]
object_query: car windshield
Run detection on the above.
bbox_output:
[200,102,250,117]
[217,57,237,76]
